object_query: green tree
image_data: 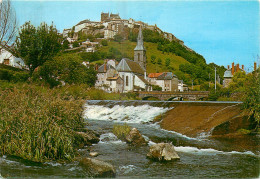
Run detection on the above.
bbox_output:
[62,39,69,49]
[114,34,123,43]
[73,41,79,48]
[101,39,108,46]
[165,58,170,67]
[151,55,156,64]
[37,54,97,88]
[15,22,61,73]
[157,58,162,65]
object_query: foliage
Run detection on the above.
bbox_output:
[101,39,108,46]
[0,65,29,82]
[152,85,162,91]
[62,39,69,49]
[242,69,260,129]
[36,54,97,88]
[114,34,124,43]
[15,22,61,73]
[112,124,131,141]
[73,41,80,48]
[0,84,85,162]
[165,58,170,67]
[157,58,162,65]
[151,55,156,64]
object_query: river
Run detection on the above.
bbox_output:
[0,100,259,178]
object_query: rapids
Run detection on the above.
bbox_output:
[0,100,259,178]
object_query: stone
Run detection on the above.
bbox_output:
[89,152,99,157]
[125,128,147,146]
[147,143,180,161]
[74,131,100,148]
[79,158,116,178]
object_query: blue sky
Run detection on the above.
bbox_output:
[12,0,259,71]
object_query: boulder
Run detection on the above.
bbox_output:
[147,143,180,161]
[89,152,99,157]
[74,131,100,148]
[79,158,116,178]
[125,128,147,146]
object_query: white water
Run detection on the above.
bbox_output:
[83,104,172,123]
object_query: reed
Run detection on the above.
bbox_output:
[0,83,85,162]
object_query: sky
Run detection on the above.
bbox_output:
[11,0,260,71]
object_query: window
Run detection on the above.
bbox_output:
[126,76,129,86]
[138,53,140,61]
[3,59,10,65]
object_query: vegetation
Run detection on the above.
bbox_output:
[15,22,61,73]
[0,83,85,162]
[0,64,29,82]
[35,54,97,88]
[112,124,131,141]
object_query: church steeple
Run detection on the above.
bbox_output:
[134,26,146,71]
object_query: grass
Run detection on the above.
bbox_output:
[112,124,132,141]
[98,40,189,74]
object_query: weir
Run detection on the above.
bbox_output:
[85,100,243,137]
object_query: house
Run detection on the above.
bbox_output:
[148,73,163,85]
[0,47,26,69]
[223,62,245,88]
[155,72,178,92]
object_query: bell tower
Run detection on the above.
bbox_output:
[134,26,146,71]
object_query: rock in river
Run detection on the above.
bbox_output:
[147,143,180,161]
[79,157,116,178]
[125,128,147,146]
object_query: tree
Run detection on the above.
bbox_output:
[62,39,69,49]
[0,0,17,50]
[73,41,79,48]
[151,55,156,64]
[101,39,108,46]
[114,34,123,43]
[37,54,97,88]
[157,58,162,65]
[165,58,170,67]
[15,22,61,73]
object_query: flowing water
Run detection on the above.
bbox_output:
[1,100,259,178]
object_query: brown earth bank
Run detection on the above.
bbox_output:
[159,102,249,138]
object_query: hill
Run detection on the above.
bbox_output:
[98,40,189,74]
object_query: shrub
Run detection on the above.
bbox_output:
[112,124,131,141]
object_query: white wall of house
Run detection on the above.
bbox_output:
[0,49,25,68]
[135,76,146,90]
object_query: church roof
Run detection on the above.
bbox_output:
[134,26,145,51]
[97,63,115,73]
[116,58,145,75]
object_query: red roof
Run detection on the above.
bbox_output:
[148,73,163,78]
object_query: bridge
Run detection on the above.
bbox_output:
[138,91,210,101]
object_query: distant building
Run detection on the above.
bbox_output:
[223,62,245,88]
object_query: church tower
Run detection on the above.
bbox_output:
[134,26,146,71]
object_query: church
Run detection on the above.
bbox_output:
[95,26,151,92]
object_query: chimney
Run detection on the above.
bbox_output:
[232,62,235,75]
[104,62,107,72]
[254,62,257,71]
[227,65,230,69]
[236,64,239,72]
[242,65,244,70]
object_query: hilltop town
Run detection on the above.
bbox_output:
[63,12,191,51]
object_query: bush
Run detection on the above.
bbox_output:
[0,84,85,162]
[0,68,29,82]
[112,124,131,141]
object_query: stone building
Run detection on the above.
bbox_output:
[148,72,178,92]
[134,26,146,70]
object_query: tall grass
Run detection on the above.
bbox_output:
[0,84,85,162]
